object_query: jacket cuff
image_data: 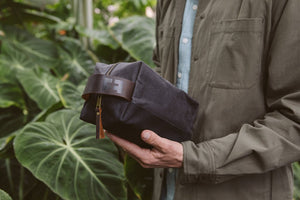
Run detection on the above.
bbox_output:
[182,141,215,176]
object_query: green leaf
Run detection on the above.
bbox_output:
[0,11,60,25]
[55,39,94,84]
[0,47,36,82]
[30,101,64,123]
[57,81,85,111]
[0,107,26,159]
[75,26,119,49]
[110,16,155,67]
[0,0,46,12]
[0,189,12,200]
[0,158,62,200]
[0,26,58,69]
[0,82,25,109]
[14,110,127,200]
[294,162,300,200]
[23,0,59,9]
[17,69,60,110]
[0,132,17,159]
[0,107,26,138]
[125,154,153,200]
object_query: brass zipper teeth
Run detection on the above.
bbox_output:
[106,63,118,75]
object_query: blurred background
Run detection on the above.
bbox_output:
[0,0,299,199]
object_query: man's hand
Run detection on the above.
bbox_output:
[106,130,183,168]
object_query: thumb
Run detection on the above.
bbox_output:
[141,130,165,149]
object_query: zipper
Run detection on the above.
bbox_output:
[106,63,118,75]
[95,63,118,139]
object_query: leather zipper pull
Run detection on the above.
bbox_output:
[96,96,105,139]
[95,64,118,139]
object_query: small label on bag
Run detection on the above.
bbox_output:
[103,77,123,94]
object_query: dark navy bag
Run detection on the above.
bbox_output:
[80,61,198,148]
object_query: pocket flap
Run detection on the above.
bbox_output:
[212,18,264,33]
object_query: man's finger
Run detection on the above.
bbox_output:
[141,130,167,150]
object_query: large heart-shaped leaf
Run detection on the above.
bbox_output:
[0,47,36,82]
[16,69,60,110]
[0,26,58,69]
[0,189,12,200]
[55,39,94,84]
[110,16,155,67]
[14,110,126,200]
[0,50,34,113]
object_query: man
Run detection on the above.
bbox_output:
[107,0,300,199]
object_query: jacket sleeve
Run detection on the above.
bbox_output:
[152,0,161,75]
[181,0,300,184]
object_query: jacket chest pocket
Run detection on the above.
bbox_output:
[207,18,264,89]
[158,25,176,80]
[158,26,174,61]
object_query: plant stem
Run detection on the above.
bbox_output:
[19,166,24,200]
[5,159,14,195]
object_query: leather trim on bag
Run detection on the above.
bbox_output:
[82,74,135,101]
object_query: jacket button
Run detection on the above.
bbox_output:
[160,172,163,178]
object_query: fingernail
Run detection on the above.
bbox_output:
[142,131,151,140]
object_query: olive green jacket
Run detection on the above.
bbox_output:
[152,0,300,199]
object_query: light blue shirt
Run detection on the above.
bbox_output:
[176,0,199,93]
[161,0,199,200]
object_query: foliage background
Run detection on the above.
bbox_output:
[0,0,155,199]
[0,0,299,200]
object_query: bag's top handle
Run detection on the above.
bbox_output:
[82,74,135,101]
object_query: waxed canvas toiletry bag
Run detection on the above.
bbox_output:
[80,61,198,148]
